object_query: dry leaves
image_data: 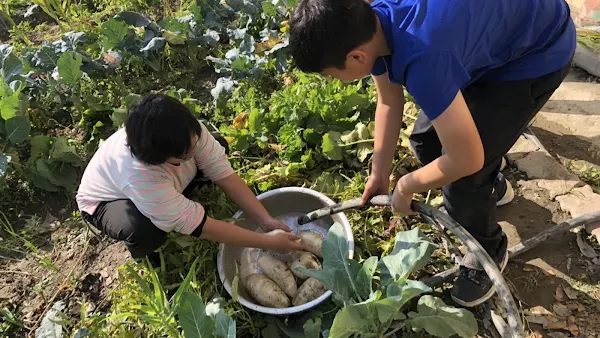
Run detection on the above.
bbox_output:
[554,286,565,301]
[526,306,553,316]
[525,315,549,326]
[562,285,578,300]
[524,304,581,336]
[528,332,544,338]
[548,333,569,338]
[576,230,598,259]
[553,303,572,318]
[565,302,585,312]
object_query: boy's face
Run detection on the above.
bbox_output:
[320,49,376,82]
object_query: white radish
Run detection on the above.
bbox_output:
[265,229,301,244]
[239,247,260,286]
[292,277,327,306]
[288,251,322,279]
[257,254,297,297]
[246,274,290,308]
[299,231,324,258]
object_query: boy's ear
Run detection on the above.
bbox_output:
[346,49,369,68]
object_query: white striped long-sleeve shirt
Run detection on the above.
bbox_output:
[76,121,234,234]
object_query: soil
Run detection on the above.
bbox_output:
[497,168,600,337]
[0,223,129,337]
[494,68,600,338]
[0,5,56,42]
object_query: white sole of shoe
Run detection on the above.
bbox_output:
[500,157,507,171]
[496,179,515,206]
[451,251,509,308]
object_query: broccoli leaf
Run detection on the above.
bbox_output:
[322,132,343,161]
[57,51,83,85]
[407,295,478,338]
[379,227,438,286]
[100,19,129,50]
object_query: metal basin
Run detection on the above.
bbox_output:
[217,187,354,315]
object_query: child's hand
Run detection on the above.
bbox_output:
[265,232,305,254]
[362,175,390,204]
[260,217,292,232]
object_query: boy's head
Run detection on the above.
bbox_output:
[125,94,201,165]
[289,0,379,81]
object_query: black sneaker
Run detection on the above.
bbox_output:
[451,236,509,307]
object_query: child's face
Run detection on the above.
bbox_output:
[320,49,376,82]
[166,134,199,165]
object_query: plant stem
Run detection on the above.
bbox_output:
[383,322,405,337]
[341,138,375,147]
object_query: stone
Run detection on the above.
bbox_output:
[556,185,600,219]
[514,151,581,181]
[535,178,582,199]
[507,136,541,163]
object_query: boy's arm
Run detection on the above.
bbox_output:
[393,91,484,213]
[362,73,405,203]
[215,173,292,232]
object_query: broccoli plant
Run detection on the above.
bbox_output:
[296,224,479,338]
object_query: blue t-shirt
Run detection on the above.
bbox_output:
[370,0,576,120]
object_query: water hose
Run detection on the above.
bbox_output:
[299,195,525,337]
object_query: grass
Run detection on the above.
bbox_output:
[566,161,600,193]
[577,28,600,53]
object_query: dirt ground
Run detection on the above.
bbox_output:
[0,221,129,336]
[497,67,600,338]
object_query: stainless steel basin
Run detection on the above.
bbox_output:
[216,187,354,315]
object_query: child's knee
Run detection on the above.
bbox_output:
[125,226,167,259]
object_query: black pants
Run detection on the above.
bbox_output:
[81,134,230,260]
[409,63,572,260]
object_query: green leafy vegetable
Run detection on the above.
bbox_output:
[322,132,343,161]
[100,19,129,50]
[408,295,478,338]
[57,51,83,85]
[0,91,20,120]
[177,291,214,338]
[5,115,30,144]
[300,224,476,337]
[379,227,438,286]
[303,318,322,338]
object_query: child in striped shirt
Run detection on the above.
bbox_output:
[77,94,303,265]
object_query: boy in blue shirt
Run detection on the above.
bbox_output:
[289,0,575,307]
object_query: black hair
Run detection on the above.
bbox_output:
[289,0,377,73]
[125,94,202,165]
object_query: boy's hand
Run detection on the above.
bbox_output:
[361,175,390,204]
[391,183,415,216]
[264,232,305,254]
[260,217,292,232]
